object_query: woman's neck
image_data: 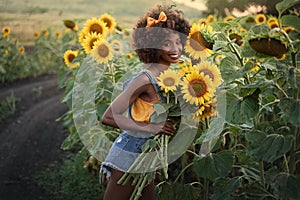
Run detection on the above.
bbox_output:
[147,63,169,77]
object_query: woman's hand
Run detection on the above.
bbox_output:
[149,119,176,136]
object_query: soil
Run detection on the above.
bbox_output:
[0,74,69,200]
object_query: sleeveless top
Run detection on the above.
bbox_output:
[123,70,163,123]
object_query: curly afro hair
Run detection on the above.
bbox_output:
[132,4,191,64]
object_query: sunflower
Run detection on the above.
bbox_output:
[214,54,225,66]
[18,46,25,54]
[4,49,9,56]
[83,17,108,37]
[283,26,295,34]
[177,65,195,77]
[41,29,49,36]
[157,69,182,93]
[207,14,216,23]
[177,59,192,68]
[63,20,77,31]
[2,26,10,37]
[55,31,62,38]
[111,39,122,52]
[224,16,235,22]
[198,18,208,26]
[267,17,278,25]
[33,32,40,38]
[268,21,279,29]
[245,16,256,23]
[81,32,103,54]
[78,29,86,44]
[90,39,113,64]
[192,99,217,121]
[99,13,116,32]
[255,14,266,24]
[249,38,288,58]
[194,61,222,88]
[185,23,214,61]
[64,50,79,69]
[229,32,243,46]
[181,71,214,106]
[249,61,260,73]
[275,54,286,60]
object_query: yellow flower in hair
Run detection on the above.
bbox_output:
[157,69,182,93]
[146,11,167,29]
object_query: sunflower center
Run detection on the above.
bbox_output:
[199,69,214,81]
[97,44,109,58]
[190,32,205,51]
[258,17,265,23]
[90,24,103,34]
[163,77,175,87]
[190,31,213,51]
[188,79,207,97]
[270,23,279,29]
[103,18,111,28]
[68,54,75,63]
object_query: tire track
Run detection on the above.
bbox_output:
[0,75,68,200]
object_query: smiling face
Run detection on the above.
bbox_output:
[159,32,183,66]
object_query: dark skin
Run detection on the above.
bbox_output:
[101,32,182,200]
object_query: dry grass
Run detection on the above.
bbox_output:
[0,0,203,44]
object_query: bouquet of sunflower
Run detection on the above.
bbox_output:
[118,58,222,200]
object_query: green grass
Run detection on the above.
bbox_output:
[0,0,203,44]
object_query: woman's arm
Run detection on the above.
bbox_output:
[101,74,175,135]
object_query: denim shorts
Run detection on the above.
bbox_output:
[100,131,153,178]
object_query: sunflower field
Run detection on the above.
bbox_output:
[57,0,300,199]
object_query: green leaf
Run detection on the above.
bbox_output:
[282,15,300,29]
[250,134,293,163]
[96,103,109,118]
[219,57,240,83]
[155,182,199,200]
[273,173,300,200]
[211,177,242,200]
[279,98,300,127]
[201,117,225,142]
[225,90,259,124]
[276,0,300,16]
[193,150,234,181]
[245,130,267,147]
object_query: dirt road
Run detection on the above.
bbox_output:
[0,74,68,200]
